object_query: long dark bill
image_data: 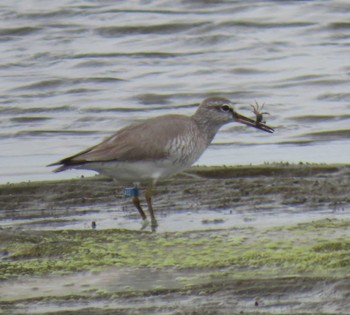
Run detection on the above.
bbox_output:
[234,112,274,133]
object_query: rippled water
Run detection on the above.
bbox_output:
[1,0,350,183]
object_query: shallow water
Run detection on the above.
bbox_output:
[2,203,350,233]
[1,0,350,183]
[1,165,349,233]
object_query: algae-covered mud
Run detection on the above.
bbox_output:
[0,164,350,314]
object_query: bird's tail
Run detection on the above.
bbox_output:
[46,161,71,173]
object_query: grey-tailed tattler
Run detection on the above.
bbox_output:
[49,96,274,229]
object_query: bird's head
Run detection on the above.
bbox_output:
[195,96,274,133]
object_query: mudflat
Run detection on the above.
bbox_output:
[0,164,349,314]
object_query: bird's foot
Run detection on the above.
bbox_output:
[151,218,158,232]
[140,219,150,230]
[140,218,158,231]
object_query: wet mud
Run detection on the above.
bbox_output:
[0,164,350,314]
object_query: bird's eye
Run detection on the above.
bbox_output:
[221,104,231,112]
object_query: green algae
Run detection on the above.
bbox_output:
[1,219,350,280]
[286,218,350,230]
[1,164,350,313]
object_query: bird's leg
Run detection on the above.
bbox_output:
[131,189,147,221]
[145,184,158,228]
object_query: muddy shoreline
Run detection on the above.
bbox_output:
[1,164,350,314]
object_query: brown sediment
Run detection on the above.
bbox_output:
[0,164,349,314]
[0,163,349,212]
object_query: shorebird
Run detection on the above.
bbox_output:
[48,96,274,228]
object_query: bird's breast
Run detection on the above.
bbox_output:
[165,132,208,167]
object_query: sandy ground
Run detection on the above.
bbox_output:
[0,164,350,315]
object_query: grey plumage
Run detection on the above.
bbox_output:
[49,97,238,176]
[48,96,274,226]
[50,114,206,172]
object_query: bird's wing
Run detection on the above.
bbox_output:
[53,115,195,166]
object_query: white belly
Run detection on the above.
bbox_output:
[79,159,189,184]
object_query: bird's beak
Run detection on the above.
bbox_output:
[233,111,274,133]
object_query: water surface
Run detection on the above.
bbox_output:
[1,0,350,183]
